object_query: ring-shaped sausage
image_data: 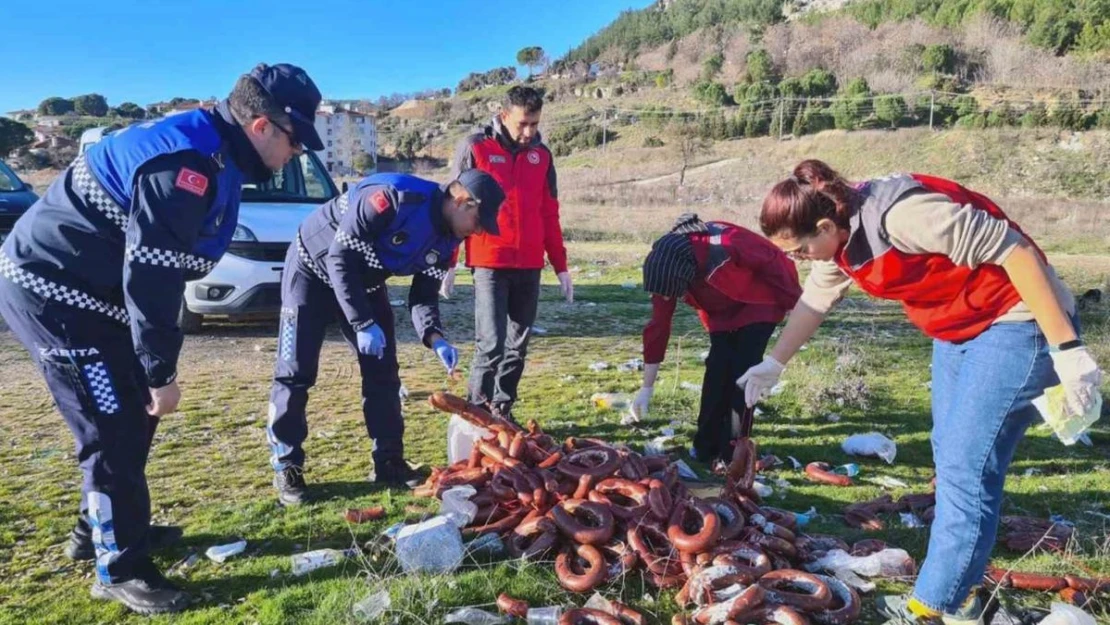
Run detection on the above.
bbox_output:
[552,499,615,545]
[668,499,722,554]
[705,497,746,541]
[559,608,622,625]
[628,522,683,577]
[590,478,651,521]
[555,544,608,593]
[557,447,622,480]
[757,569,834,612]
[507,516,559,560]
[812,574,861,625]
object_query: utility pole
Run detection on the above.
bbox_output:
[929,90,935,131]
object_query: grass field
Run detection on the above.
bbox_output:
[0,240,1107,625]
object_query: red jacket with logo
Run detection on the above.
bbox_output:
[642,222,802,364]
[450,118,568,272]
[834,174,1044,342]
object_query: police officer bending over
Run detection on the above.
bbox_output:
[266,169,505,506]
[0,64,324,613]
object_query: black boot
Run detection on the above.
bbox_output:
[65,517,184,561]
[273,466,308,507]
[89,558,191,615]
[369,458,423,487]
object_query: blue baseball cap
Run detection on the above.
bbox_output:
[248,63,324,151]
[455,169,505,236]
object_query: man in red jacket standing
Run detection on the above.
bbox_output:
[443,86,572,422]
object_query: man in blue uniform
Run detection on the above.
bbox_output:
[266,169,505,506]
[0,63,323,614]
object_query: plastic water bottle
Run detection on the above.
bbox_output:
[591,393,631,410]
[291,548,355,576]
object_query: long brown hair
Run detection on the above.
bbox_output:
[759,159,858,237]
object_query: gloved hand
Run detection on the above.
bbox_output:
[146,380,181,417]
[557,271,574,303]
[439,267,456,299]
[1050,346,1103,417]
[432,338,459,375]
[736,355,786,408]
[357,323,386,359]
[628,386,654,422]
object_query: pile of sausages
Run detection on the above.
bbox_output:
[416,393,866,625]
[839,493,936,531]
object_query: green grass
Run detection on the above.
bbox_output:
[0,243,1107,624]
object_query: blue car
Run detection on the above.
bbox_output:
[0,159,38,244]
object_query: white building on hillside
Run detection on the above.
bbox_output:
[314,104,377,176]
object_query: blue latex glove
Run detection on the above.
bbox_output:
[357,324,386,359]
[432,338,458,374]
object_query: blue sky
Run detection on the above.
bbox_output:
[0,0,649,113]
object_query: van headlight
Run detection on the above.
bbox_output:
[233,225,258,242]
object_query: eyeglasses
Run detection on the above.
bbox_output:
[269,119,303,152]
[782,236,816,260]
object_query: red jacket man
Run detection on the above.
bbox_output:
[445,86,572,420]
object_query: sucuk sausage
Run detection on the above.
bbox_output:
[691,584,765,624]
[557,447,622,480]
[986,567,1068,592]
[727,438,758,490]
[805,462,852,487]
[428,391,496,428]
[507,516,559,560]
[601,538,639,577]
[463,507,526,538]
[1065,574,1110,594]
[668,499,722,554]
[558,608,622,625]
[552,499,615,545]
[628,523,683,577]
[812,574,861,625]
[509,432,526,459]
[743,527,797,558]
[647,479,674,521]
[538,450,564,469]
[730,604,812,625]
[757,569,834,612]
[609,601,644,625]
[573,474,595,500]
[760,507,799,532]
[712,543,772,581]
[704,497,746,541]
[590,478,650,522]
[849,539,887,557]
[555,544,608,593]
[477,440,510,464]
[496,593,529,619]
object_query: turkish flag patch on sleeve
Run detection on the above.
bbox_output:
[369,190,391,214]
[175,168,209,196]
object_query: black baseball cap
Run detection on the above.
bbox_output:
[248,63,324,151]
[455,169,505,236]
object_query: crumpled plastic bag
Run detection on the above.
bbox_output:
[804,548,915,579]
[447,415,490,465]
[1038,602,1096,625]
[394,515,464,573]
[841,432,897,464]
[1033,384,1102,446]
[444,607,509,624]
[440,485,478,528]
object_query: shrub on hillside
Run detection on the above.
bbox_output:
[921,43,957,74]
[1020,103,1049,128]
[693,81,732,106]
[547,121,605,156]
[875,95,908,128]
[643,136,665,147]
[745,48,779,84]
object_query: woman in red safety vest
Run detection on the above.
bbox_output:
[739,159,1102,625]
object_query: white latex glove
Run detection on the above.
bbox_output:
[736,356,786,408]
[439,267,456,299]
[557,271,574,303]
[627,386,654,423]
[1050,346,1103,417]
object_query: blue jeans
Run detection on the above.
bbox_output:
[914,320,1063,613]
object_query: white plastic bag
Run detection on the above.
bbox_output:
[440,485,478,528]
[804,548,915,578]
[1038,602,1097,625]
[447,415,490,465]
[394,515,464,573]
[444,607,509,624]
[1033,385,1102,446]
[841,432,897,464]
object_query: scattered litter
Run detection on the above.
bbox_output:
[842,432,897,464]
[291,548,354,576]
[464,532,506,559]
[345,506,386,524]
[1049,514,1075,528]
[269,569,279,578]
[352,589,391,622]
[1083,510,1110,521]
[620,411,639,426]
[381,522,406,540]
[774,478,791,495]
[525,606,563,624]
[398,385,409,401]
[786,456,803,470]
[1024,468,1042,477]
[621,282,637,289]
[588,362,610,372]
[793,507,818,526]
[799,345,809,351]
[900,512,926,528]
[642,593,655,605]
[561,375,576,382]
[674,459,700,481]
[167,552,200,576]
[699,350,710,362]
[390,299,405,307]
[394,515,465,573]
[444,607,509,625]
[826,413,841,423]
[1034,384,1102,446]
[834,463,860,477]
[868,476,909,489]
[661,427,675,437]
[591,393,630,409]
[805,548,915,579]
[585,272,602,279]
[752,482,773,498]
[680,381,702,392]
[448,415,491,464]
[532,326,548,336]
[582,302,598,307]
[440,485,479,528]
[754,408,763,417]
[584,592,614,613]
[1038,602,1097,625]
[770,382,787,396]
[205,539,247,563]
[643,435,673,457]
[1077,432,1093,447]
[831,567,876,593]
[618,358,644,372]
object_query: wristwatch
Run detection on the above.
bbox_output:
[1051,339,1084,352]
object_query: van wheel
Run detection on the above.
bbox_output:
[179,302,203,334]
